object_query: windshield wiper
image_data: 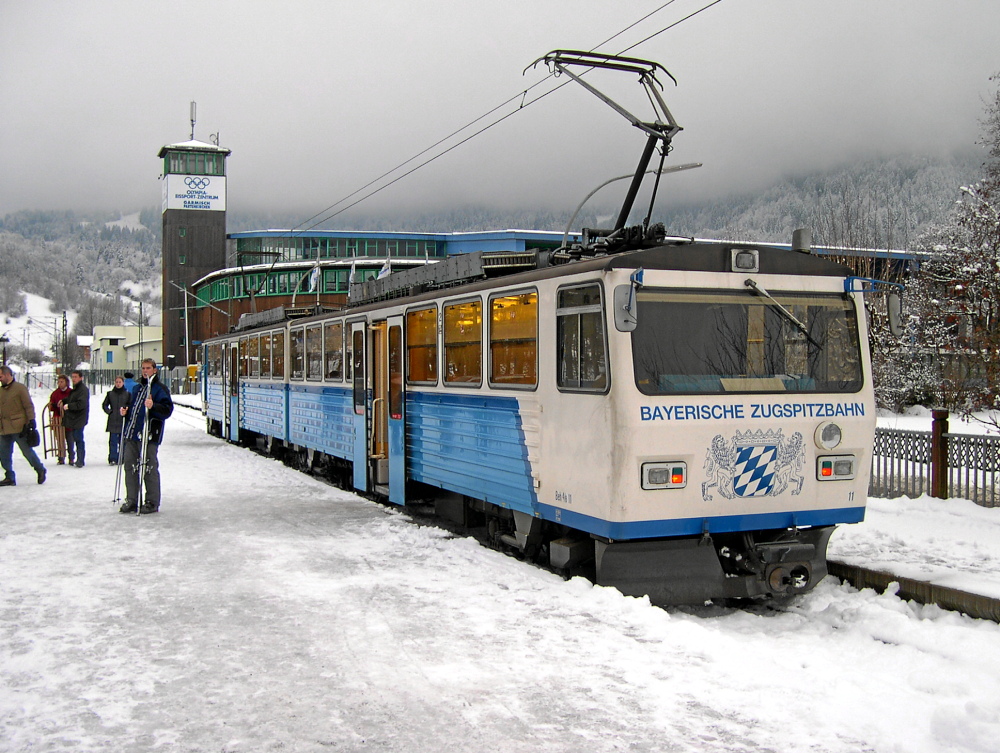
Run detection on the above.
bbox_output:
[744,279,822,350]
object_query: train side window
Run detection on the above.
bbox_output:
[324,321,344,381]
[272,331,286,380]
[406,306,437,384]
[239,337,249,378]
[248,335,260,378]
[557,283,609,393]
[352,328,365,414]
[290,328,305,380]
[345,330,353,381]
[489,290,537,389]
[389,324,403,419]
[443,299,482,386]
[261,333,272,379]
[306,325,323,381]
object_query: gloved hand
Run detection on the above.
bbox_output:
[27,419,36,431]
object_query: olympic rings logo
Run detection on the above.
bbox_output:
[184,177,211,190]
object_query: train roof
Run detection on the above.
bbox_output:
[346,238,855,308]
[219,239,858,335]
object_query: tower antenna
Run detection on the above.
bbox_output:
[190,101,197,140]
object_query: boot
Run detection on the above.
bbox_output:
[0,477,14,487]
[119,501,138,514]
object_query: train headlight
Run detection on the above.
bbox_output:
[731,248,759,273]
[814,422,843,450]
[817,455,856,481]
[642,461,687,490]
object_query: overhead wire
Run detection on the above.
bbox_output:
[286,0,725,235]
[290,1,682,233]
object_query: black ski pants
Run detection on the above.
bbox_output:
[123,438,161,508]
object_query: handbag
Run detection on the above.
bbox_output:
[23,426,41,448]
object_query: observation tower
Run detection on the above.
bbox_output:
[157,108,231,367]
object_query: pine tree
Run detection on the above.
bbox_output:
[903,74,1000,426]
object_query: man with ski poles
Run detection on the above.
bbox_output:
[118,358,173,515]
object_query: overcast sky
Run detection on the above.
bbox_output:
[2,0,998,224]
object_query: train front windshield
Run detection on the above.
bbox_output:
[632,289,863,395]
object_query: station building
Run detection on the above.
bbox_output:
[186,228,578,351]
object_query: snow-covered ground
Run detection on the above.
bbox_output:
[104,212,146,232]
[878,406,1000,436]
[2,391,1000,752]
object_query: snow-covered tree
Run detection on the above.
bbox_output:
[901,74,1000,425]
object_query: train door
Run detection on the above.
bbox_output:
[350,321,368,492]
[368,320,390,494]
[227,341,240,443]
[221,341,231,438]
[386,316,406,505]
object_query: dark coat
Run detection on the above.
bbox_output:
[62,381,90,431]
[102,386,131,433]
[124,375,173,444]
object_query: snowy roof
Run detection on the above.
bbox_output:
[158,139,231,157]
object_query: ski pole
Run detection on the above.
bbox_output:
[137,384,151,516]
[113,383,145,507]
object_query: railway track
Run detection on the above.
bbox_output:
[175,400,1000,622]
[827,560,1000,623]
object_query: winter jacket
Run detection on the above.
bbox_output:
[49,386,71,418]
[0,378,36,436]
[62,381,91,431]
[124,375,173,444]
[102,386,131,433]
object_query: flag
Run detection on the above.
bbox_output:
[348,260,358,284]
[377,258,391,279]
[308,265,321,292]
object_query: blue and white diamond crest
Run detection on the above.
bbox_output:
[702,429,805,501]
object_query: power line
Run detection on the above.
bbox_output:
[618,0,724,55]
[292,0,724,232]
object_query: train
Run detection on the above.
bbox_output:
[201,226,886,604]
[199,51,891,605]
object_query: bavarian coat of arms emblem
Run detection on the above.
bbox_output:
[702,429,804,501]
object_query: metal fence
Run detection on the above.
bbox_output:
[870,428,932,500]
[870,424,1000,507]
[946,433,1000,507]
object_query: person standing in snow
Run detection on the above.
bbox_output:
[122,371,137,393]
[119,359,173,515]
[60,370,90,468]
[0,365,46,486]
[101,376,130,465]
[48,374,72,465]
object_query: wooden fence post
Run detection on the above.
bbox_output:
[931,409,949,499]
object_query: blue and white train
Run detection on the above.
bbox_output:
[202,230,881,605]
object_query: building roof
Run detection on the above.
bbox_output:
[158,139,231,157]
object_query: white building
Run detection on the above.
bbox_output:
[90,325,163,373]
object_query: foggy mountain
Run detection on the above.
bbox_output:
[0,151,979,327]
